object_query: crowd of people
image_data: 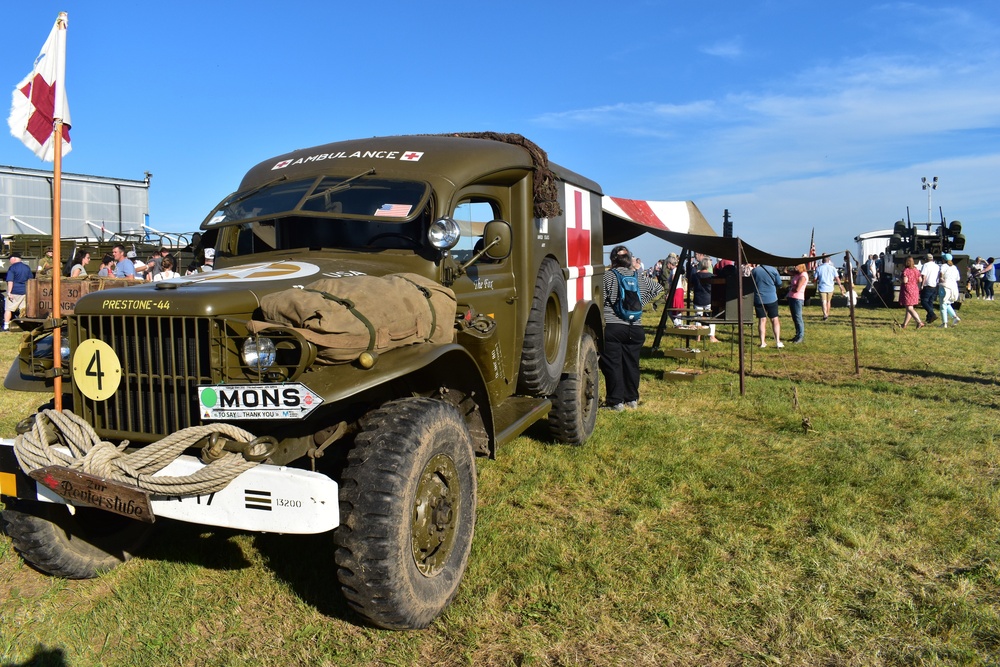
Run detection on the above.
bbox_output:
[2,245,215,332]
[599,245,996,410]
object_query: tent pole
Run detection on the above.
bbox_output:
[652,247,690,350]
[736,240,745,396]
[845,252,860,375]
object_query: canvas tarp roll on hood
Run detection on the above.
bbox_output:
[602,196,845,266]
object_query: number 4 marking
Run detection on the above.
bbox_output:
[86,350,104,391]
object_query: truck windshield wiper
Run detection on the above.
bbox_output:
[224,175,289,209]
[304,168,376,203]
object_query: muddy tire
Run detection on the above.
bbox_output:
[334,397,477,629]
[518,257,568,396]
[548,329,599,445]
[1,500,152,578]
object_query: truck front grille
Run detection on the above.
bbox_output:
[72,315,214,441]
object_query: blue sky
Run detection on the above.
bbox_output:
[3,1,999,264]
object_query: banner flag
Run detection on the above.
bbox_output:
[8,12,72,161]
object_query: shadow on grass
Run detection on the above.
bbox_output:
[141,520,253,571]
[139,518,359,624]
[865,365,1000,388]
[1,644,68,667]
[251,531,356,623]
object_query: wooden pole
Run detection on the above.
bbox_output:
[845,252,860,375]
[52,123,64,410]
[736,240,745,396]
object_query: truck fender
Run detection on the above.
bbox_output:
[562,300,604,373]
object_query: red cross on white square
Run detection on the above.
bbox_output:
[564,185,593,305]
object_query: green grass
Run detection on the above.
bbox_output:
[2,297,999,666]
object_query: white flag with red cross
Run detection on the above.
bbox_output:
[8,12,72,161]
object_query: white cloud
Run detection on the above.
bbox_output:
[700,38,743,58]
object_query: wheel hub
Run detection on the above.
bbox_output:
[412,453,460,576]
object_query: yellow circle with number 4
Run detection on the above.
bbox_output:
[72,339,122,401]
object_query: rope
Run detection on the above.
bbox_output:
[13,409,267,497]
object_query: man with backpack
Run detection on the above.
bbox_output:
[600,245,663,411]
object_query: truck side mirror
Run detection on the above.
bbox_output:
[482,219,512,261]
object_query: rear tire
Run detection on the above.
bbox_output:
[518,257,568,396]
[334,397,477,629]
[1,500,152,578]
[548,329,599,445]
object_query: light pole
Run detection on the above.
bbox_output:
[921,176,938,224]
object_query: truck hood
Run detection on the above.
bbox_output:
[73,255,431,318]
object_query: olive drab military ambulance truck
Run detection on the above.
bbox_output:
[0,133,606,630]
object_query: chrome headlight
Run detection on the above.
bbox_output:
[242,336,277,372]
[33,332,71,362]
[428,217,461,250]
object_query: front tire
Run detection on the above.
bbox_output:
[334,397,477,629]
[548,329,599,445]
[1,500,152,578]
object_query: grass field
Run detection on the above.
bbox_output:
[1,297,998,666]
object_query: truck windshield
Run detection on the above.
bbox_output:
[203,175,431,254]
[205,176,429,226]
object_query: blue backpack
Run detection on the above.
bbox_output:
[611,269,644,322]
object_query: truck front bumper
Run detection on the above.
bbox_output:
[0,439,339,534]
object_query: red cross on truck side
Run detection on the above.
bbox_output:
[564,186,593,304]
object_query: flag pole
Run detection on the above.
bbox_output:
[52,123,64,410]
[50,13,69,411]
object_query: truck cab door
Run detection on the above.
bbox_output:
[449,196,518,399]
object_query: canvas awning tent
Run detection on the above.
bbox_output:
[600,196,861,393]
[602,196,844,266]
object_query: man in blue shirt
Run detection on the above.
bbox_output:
[112,244,136,279]
[814,256,845,320]
[4,252,33,331]
[751,263,783,348]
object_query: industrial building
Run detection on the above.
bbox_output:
[0,165,150,240]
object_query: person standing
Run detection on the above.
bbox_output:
[112,244,136,279]
[971,257,986,298]
[95,254,115,277]
[919,253,940,324]
[982,257,995,301]
[751,263,783,348]
[4,252,32,332]
[600,245,662,411]
[152,256,178,281]
[938,253,961,327]
[814,256,844,320]
[692,257,720,344]
[36,246,54,276]
[662,254,686,325]
[68,249,91,278]
[899,257,924,329]
[201,248,215,272]
[787,263,809,343]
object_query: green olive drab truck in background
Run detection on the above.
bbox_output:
[0,133,609,629]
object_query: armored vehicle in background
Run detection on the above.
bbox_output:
[0,133,605,629]
[874,212,969,306]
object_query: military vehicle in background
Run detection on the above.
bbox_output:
[2,230,196,278]
[872,208,968,306]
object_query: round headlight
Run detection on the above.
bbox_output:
[242,337,277,372]
[428,217,461,250]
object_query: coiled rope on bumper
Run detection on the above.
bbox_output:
[13,409,267,497]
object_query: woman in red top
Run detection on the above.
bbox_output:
[899,256,924,329]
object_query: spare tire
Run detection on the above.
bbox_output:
[517,257,567,396]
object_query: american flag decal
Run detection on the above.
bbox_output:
[373,203,412,217]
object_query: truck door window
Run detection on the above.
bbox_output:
[452,200,499,262]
